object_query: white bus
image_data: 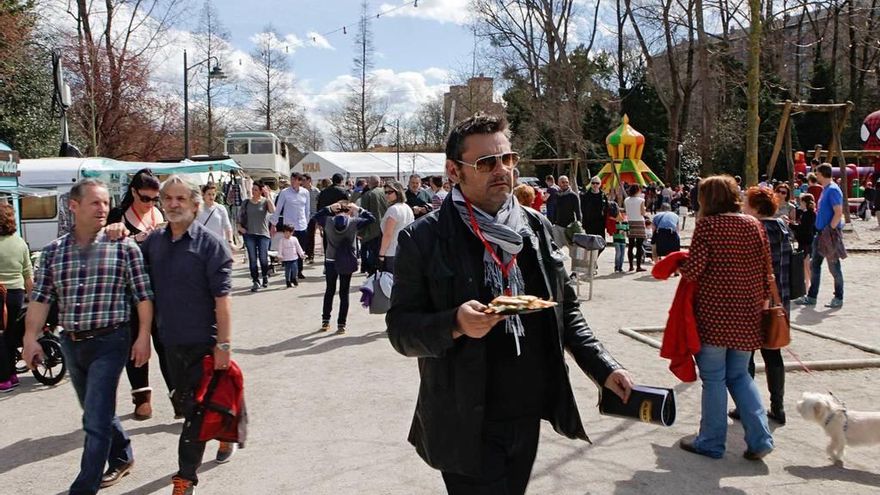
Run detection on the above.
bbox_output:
[224,131,289,185]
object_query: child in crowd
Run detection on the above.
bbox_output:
[611,203,629,273]
[642,218,654,266]
[278,224,306,288]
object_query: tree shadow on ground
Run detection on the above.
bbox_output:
[785,464,880,489]
[0,429,83,475]
[284,331,387,358]
[612,443,767,494]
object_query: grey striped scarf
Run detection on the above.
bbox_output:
[452,186,531,355]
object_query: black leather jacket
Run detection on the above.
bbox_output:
[386,194,624,476]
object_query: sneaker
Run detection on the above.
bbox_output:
[320,321,330,332]
[215,442,237,464]
[794,296,816,306]
[250,281,260,292]
[261,276,269,288]
[0,379,18,393]
[10,374,19,385]
[286,281,292,288]
[336,326,346,335]
[298,273,306,280]
[171,476,195,495]
[825,298,843,308]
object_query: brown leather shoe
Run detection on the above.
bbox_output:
[133,390,152,420]
[101,462,133,488]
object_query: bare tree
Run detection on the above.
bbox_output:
[63,0,183,157]
[327,1,387,151]
[248,26,293,132]
[192,0,232,155]
[625,0,697,182]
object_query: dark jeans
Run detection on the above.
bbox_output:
[441,417,540,495]
[244,234,271,282]
[807,234,844,300]
[61,326,133,495]
[361,236,381,275]
[305,218,317,258]
[166,344,214,485]
[628,238,645,268]
[322,262,352,326]
[0,288,25,381]
[283,261,299,284]
[293,230,309,276]
[124,307,172,395]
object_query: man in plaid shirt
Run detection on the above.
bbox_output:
[23,179,154,495]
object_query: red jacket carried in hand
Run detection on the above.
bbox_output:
[652,251,700,382]
[194,356,248,445]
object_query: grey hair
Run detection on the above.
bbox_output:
[368,175,381,188]
[69,179,107,202]
[161,175,203,208]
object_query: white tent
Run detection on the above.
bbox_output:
[291,151,446,181]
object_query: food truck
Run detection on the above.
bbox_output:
[18,157,243,250]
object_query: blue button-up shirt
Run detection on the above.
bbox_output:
[142,221,232,346]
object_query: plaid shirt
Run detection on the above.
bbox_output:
[31,232,153,332]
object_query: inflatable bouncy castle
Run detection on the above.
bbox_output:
[596,115,663,192]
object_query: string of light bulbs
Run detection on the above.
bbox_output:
[312,0,419,43]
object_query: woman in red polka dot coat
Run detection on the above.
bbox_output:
[677,175,775,461]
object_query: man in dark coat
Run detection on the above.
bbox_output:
[580,176,608,237]
[386,114,633,494]
[316,173,351,212]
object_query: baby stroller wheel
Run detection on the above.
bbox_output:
[32,336,66,386]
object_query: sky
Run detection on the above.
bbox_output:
[163,0,481,134]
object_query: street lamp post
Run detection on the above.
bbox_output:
[379,118,401,181]
[183,49,226,159]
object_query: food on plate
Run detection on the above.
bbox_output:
[484,295,557,314]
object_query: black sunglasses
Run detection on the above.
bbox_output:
[137,192,160,203]
[456,152,520,174]
[384,189,396,195]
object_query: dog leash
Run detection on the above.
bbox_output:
[784,347,850,431]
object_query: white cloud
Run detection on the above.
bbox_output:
[423,67,450,81]
[306,32,335,50]
[377,0,472,25]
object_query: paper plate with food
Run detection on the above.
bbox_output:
[484,295,558,315]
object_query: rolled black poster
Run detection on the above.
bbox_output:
[599,385,676,427]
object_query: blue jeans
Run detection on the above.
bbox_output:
[61,327,133,495]
[807,234,844,300]
[613,242,625,271]
[693,344,773,458]
[244,234,270,282]
[293,230,308,276]
[283,260,298,284]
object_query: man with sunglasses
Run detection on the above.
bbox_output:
[387,114,634,494]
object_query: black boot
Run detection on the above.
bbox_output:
[262,275,269,288]
[766,365,786,425]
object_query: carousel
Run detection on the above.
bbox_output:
[595,115,663,193]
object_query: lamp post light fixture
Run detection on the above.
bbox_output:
[183,49,226,159]
[379,118,400,181]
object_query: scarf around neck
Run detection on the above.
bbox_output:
[451,186,532,355]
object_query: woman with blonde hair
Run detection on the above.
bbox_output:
[679,175,774,460]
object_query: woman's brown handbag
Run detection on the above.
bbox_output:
[762,274,790,349]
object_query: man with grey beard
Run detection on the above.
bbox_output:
[140,176,235,494]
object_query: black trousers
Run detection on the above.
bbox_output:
[305,217,317,258]
[361,237,381,275]
[167,344,214,484]
[627,238,645,268]
[0,288,25,381]
[442,418,541,495]
[124,307,172,395]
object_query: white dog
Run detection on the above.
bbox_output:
[796,392,880,463]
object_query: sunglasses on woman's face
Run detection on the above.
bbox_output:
[138,192,160,203]
[384,190,396,195]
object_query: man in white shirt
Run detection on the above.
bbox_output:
[271,172,311,279]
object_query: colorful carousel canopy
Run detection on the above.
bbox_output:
[596,115,663,192]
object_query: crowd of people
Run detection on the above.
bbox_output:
[0,111,861,495]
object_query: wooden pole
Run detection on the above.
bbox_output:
[784,118,795,189]
[766,100,793,179]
